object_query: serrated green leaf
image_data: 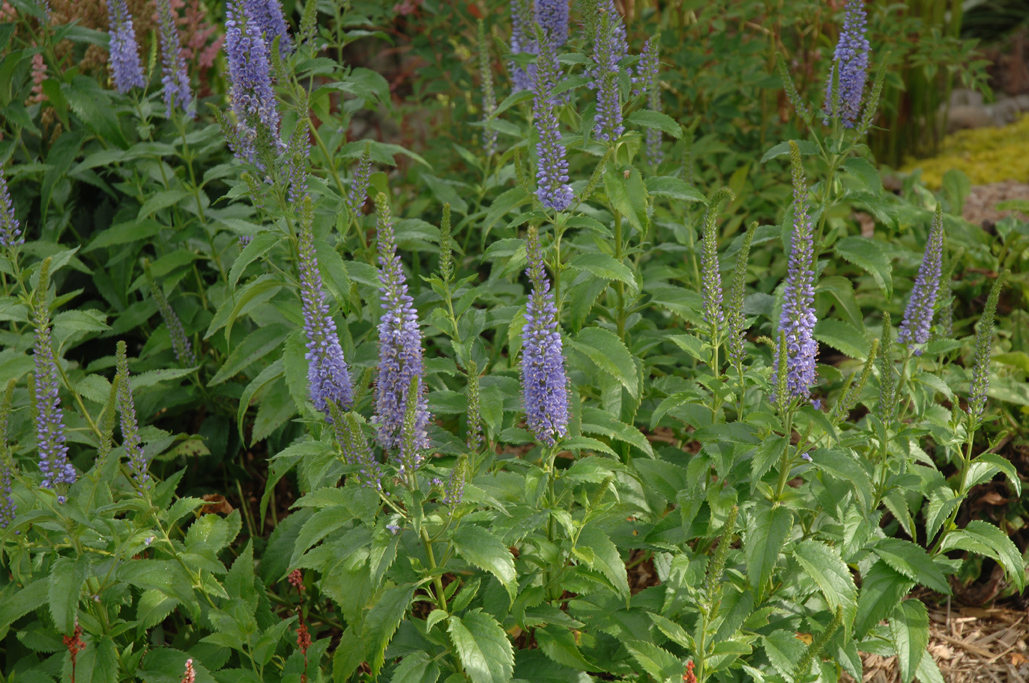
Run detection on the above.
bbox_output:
[391,652,440,683]
[793,540,858,629]
[570,327,639,398]
[872,538,950,594]
[746,504,792,593]
[814,318,870,359]
[645,175,705,202]
[567,252,637,292]
[581,407,654,457]
[940,520,1026,592]
[627,110,683,138]
[452,525,517,600]
[577,525,630,601]
[49,556,87,633]
[363,583,415,676]
[448,610,514,683]
[835,236,893,299]
[210,324,288,386]
[854,561,913,638]
[890,599,929,683]
[229,232,279,286]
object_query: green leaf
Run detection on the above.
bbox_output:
[118,560,199,617]
[49,556,87,633]
[603,165,647,232]
[138,189,190,221]
[746,504,792,593]
[793,540,858,628]
[84,218,164,252]
[75,633,119,683]
[813,319,870,359]
[536,625,593,670]
[210,324,288,386]
[844,157,883,195]
[581,407,654,457]
[940,520,1026,592]
[890,599,929,683]
[238,360,283,439]
[627,110,683,139]
[229,232,279,286]
[576,525,630,601]
[835,236,893,299]
[915,648,946,683]
[872,538,950,594]
[761,630,807,679]
[570,327,639,398]
[567,252,637,292]
[855,561,913,638]
[645,176,705,202]
[451,525,517,600]
[816,276,865,332]
[624,639,682,681]
[447,610,515,683]
[391,652,440,683]
[750,436,787,485]
[363,583,415,676]
[966,452,1022,497]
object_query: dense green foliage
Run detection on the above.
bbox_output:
[1,1,1027,683]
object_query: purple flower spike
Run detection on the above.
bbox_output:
[537,0,569,47]
[347,149,373,214]
[824,0,870,128]
[31,261,75,492]
[297,198,353,418]
[633,36,662,165]
[115,342,149,493]
[155,0,194,118]
[588,6,625,142]
[0,164,23,249]
[967,272,1006,421]
[521,226,569,445]
[1,382,15,528]
[898,206,945,347]
[773,142,818,401]
[509,0,537,92]
[243,0,292,56]
[226,0,280,164]
[107,0,146,93]
[373,193,430,459]
[532,34,573,212]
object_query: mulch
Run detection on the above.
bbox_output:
[841,603,1029,683]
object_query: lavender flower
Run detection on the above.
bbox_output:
[146,264,195,367]
[633,36,662,166]
[347,148,372,214]
[284,111,310,204]
[773,142,818,401]
[521,225,568,445]
[238,235,253,247]
[537,0,569,47]
[898,205,945,348]
[226,0,279,165]
[326,404,382,491]
[373,193,430,460]
[243,0,292,57]
[509,0,537,92]
[726,222,756,367]
[1,380,16,528]
[478,20,498,157]
[967,272,1007,421]
[0,163,22,248]
[297,197,354,417]
[31,260,75,491]
[532,34,573,212]
[823,0,870,128]
[155,0,194,117]
[588,7,625,141]
[115,341,149,493]
[699,188,734,333]
[107,0,146,93]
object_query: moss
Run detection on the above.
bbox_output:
[900,115,1029,189]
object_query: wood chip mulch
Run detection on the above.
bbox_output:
[841,603,1029,683]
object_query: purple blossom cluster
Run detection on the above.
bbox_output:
[588,7,626,141]
[115,342,149,493]
[536,0,569,47]
[633,37,663,166]
[509,0,537,92]
[898,207,945,350]
[773,142,818,400]
[443,462,464,507]
[329,408,382,491]
[31,263,75,493]
[226,0,279,165]
[373,193,430,467]
[284,119,310,205]
[243,0,292,57]
[824,0,870,128]
[347,150,373,214]
[532,35,573,212]
[107,0,146,93]
[521,226,568,445]
[155,0,194,117]
[297,198,354,418]
[0,164,22,248]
